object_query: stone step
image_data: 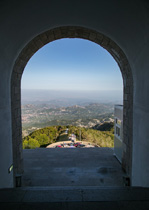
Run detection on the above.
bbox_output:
[0,186,149,202]
[1,186,149,210]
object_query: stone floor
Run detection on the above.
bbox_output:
[1,149,149,209]
[22,147,125,187]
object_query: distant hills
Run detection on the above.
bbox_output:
[21,89,123,105]
[22,102,115,137]
[21,89,122,139]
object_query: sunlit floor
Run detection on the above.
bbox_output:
[22,147,125,187]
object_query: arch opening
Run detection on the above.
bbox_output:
[11,26,133,187]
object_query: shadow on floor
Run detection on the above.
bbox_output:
[22,147,125,187]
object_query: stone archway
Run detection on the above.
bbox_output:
[11,26,133,186]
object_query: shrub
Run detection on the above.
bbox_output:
[23,138,40,149]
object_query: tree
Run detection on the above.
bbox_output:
[28,138,40,149]
[23,140,29,149]
[36,134,49,146]
[23,138,40,149]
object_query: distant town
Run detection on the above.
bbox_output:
[22,102,114,137]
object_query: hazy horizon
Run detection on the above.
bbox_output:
[21,89,123,105]
[21,38,123,107]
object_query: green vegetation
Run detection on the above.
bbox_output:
[92,122,114,131]
[67,125,114,147]
[23,123,114,149]
[56,133,69,142]
[23,138,40,149]
[23,126,65,149]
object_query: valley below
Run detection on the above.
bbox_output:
[22,102,115,137]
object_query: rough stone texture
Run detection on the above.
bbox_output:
[11,26,133,186]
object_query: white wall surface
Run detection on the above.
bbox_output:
[0,0,149,187]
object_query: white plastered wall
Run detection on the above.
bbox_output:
[0,0,149,187]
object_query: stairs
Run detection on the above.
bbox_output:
[0,186,149,209]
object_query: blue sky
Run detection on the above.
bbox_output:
[21,38,123,91]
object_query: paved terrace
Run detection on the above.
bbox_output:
[22,147,124,187]
[1,148,149,209]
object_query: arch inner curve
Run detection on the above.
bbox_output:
[11,26,133,186]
